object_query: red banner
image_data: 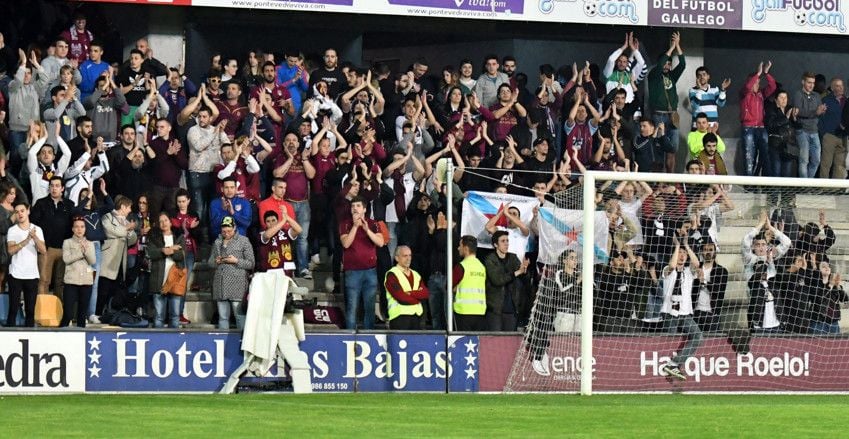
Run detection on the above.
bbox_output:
[480,335,849,392]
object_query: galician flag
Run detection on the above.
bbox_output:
[461,191,537,260]
[537,206,609,266]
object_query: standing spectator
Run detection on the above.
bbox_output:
[30,176,73,298]
[564,88,601,164]
[133,38,169,79]
[213,138,260,203]
[26,125,71,204]
[250,61,294,126]
[84,73,128,142]
[773,253,811,333]
[60,13,94,64]
[747,261,782,332]
[426,209,456,330]
[310,48,347,100]
[44,85,86,145]
[210,216,254,330]
[220,57,239,83]
[339,196,385,330]
[8,50,49,159]
[276,49,309,114]
[134,78,169,144]
[66,115,94,164]
[818,77,846,179]
[484,84,527,142]
[6,201,46,327]
[659,237,704,381]
[474,55,509,109]
[117,49,149,126]
[647,31,685,173]
[160,68,198,128]
[41,38,81,84]
[742,210,792,282]
[258,209,302,277]
[147,120,187,217]
[72,183,112,325]
[765,90,798,179]
[63,135,109,204]
[688,66,730,127]
[272,132,315,279]
[696,134,727,176]
[170,189,199,323]
[458,59,476,95]
[808,257,848,334]
[215,81,247,140]
[631,118,670,173]
[384,245,429,330]
[793,71,827,178]
[187,108,229,223]
[147,212,185,328]
[258,178,295,230]
[61,218,96,327]
[78,41,108,101]
[96,195,137,318]
[0,183,19,296]
[209,176,252,239]
[693,240,728,332]
[602,32,646,103]
[452,235,487,331]
[740,61,777,176]
[484,230,526,331]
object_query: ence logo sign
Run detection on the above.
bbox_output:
[0,333,85,393]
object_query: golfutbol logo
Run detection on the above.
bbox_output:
[751,0,846,32]
[538,0,639,23]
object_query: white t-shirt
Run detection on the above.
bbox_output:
[695,265,713,312]
[162,234,175,288]
[383,171,416,223]
[761,281,781,329]
[661,265,696,317]
[7,224,44,280]
[619,198,644,246]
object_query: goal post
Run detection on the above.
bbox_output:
[505,170,849,394]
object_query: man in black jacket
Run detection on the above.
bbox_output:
[484,230,527,331]
[692,240,728,332]
[30,176,73,298]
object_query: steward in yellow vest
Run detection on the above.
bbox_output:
[453,235,487,331]
[384,245,429,330]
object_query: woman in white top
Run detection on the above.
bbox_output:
[146,212,185,328]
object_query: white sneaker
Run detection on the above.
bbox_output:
[311,254,321,265]
[300,269,313,280]
[88,315,101,324]
[532,353,551,376]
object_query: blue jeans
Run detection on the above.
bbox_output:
[663,315,704,365]
[743,126,769,176]
[290,200,311,273]
[652,112,679,152]
[796,131,822,178]
[87,241,103,317]
[188,172,214,225]
[767,146,795,178]
[427,272,447,331]
[344,268,377,330]
[153,293,180,328]
[217,300,244,330]
[180,251,195,316]
[810,321,841,334]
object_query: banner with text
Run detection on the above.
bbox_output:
[480,335,849,392]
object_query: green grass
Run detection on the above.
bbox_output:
[2,393,847,437]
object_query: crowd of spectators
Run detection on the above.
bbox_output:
[0,15,846,332]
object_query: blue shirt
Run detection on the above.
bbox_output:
[819,93,845,136]
[275,64,309,114]
[209,196,252,238]
[79,60,110,101]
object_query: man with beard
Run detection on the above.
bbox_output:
[688,66,730,128]
[84,72,128,141]
[692,240,728,332]
[310,48,347,99]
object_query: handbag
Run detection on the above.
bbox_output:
[162,264,188,296]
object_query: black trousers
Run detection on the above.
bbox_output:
[8,276,38,327]
[454,314,487,331]
[388,314,423,330]
[61,283,92,328]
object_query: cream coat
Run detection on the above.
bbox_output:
[100,212,138,281]
[62,237,97,285]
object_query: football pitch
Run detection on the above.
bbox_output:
[3,393,847,437]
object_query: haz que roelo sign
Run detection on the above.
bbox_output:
[0,332,86,393]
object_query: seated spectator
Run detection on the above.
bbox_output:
[210,216,254,330]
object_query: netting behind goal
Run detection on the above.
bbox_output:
[505,172,849,393]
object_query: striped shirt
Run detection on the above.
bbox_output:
[689,85,727,125]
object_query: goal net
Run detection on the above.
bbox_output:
[504,171,849,393]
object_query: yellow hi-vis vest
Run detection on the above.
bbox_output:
[385,266,423,321]
[454,256,486,315]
